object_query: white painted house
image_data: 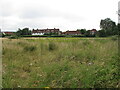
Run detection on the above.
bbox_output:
[32,28,60,35]
[32,29,45,35]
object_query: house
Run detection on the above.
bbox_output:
[3,32,15,36]
[32,28,60,35]
[32,29,45,35]
[62,30,81,35]
[90,29,97,35]
[62,32,66,35]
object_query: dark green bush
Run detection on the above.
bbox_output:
[22,35,48,37]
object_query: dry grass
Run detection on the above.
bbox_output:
[2,38,119,88]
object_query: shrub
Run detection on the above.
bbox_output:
[17,42,25,46]
[8,36,19,39]
[111,36,118,41]
[82,40,90,46]
[21,35,48,37]
[24,46,36,52]
[48,42,57,51]
[3,47,5,55]
[1,33,5,37]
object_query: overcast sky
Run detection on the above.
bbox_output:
[0,0,119,31]
[118,1,120,23]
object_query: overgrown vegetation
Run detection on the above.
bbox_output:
[24,46,36,52]
[2,38,119,88]
[8,35,19,39]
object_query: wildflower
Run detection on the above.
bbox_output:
[88,62,93,65]
[32,84,37,87]
[40,74,42,77]
[18,85,21,88]
[29,63,33,66]
[64,71,67,73]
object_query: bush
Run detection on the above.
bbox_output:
[111,36,118,41]
[8,36,19,39]
[48,42,57,51]
[21,35,48,37]
[24,46,36,52]
[83,40,90,46]
[1,33,5,37]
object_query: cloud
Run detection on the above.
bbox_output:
[18,5,85,22]
[118,1,120,23]
[1,0,119,31]
[0,0,14,17]
[19,7,52,19]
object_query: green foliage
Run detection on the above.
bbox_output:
[2,33,5,37]
[8,35,19,39]
[78,29,86,35]
[111,35,118,41]
[100,18,117,36]
[117,23,120,35]
[98,30,107,37]
[16,28,31,36]
[44,32,59,35]
[85,30,93,37]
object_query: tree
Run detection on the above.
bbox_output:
[117,23,120,35]
[2,33,5,37]
[85,30,91,37]
[98,30,106,37]
[100,18,117,36]
[16,28,31,36]
[80,29,86,35]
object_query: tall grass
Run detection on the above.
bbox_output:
[2,38,119,88]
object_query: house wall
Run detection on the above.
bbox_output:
[32,28,60,35]
[32,33,44,35]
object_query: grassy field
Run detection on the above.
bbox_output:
[2,37,119,88]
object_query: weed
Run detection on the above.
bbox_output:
[2,38,119,88]
[82,40,90,46]
[24,45,36,52]
[111,36,118,41]
[48,42,57,51]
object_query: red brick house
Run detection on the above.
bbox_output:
[90,29,97,35]
[62,32,66,35]
[3,32,15,35]
[62,30,81,35]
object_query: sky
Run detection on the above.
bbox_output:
[118,1,120,23]
[0,0,120,31]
